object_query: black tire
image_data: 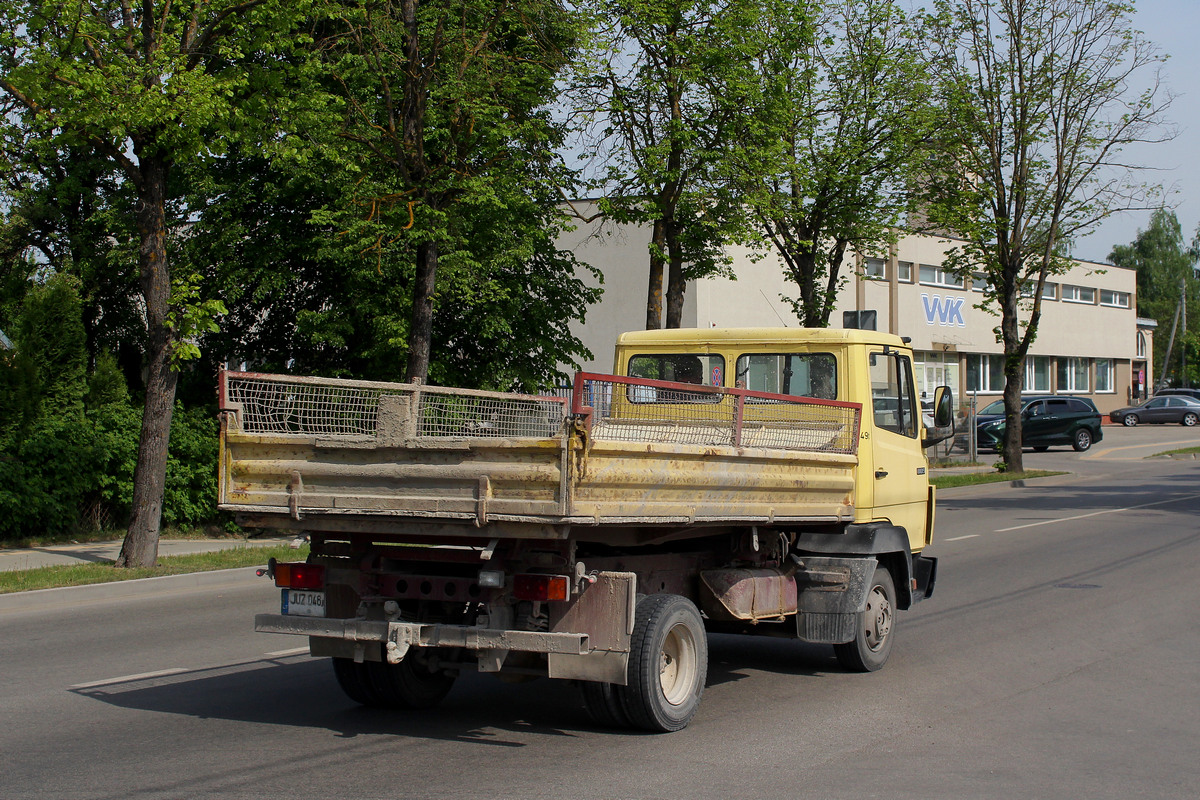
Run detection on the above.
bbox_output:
[1033,445,1049,452]
[620,594,708,733]
[332,657,386,707]
[834,566,896,673]
[1072,428,1093,452]
[1183,413,1198,427]
[1122,414,1138,427]
[365,652,457,709]
[580,680,632,729]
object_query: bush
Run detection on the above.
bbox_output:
[0,401,221,541]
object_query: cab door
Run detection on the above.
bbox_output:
[867,349,929,548]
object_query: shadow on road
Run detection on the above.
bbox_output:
[70,632,843,741]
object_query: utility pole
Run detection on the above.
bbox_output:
[1159,289,1182,390]
[1182,278,1188,388]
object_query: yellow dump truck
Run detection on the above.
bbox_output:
[220,328,953,732]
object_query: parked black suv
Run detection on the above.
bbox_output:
[1154,388,1200,402]
[957,395,1104,452]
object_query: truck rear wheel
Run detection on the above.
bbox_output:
[332,657,384,706]
[834,566,896,672]
[332,653,456,709]
[580,680,632,729]
[621,594,707,732]
[366,653,456,709]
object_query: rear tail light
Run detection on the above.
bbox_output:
[274,562,325,590]
[512,573,570,602]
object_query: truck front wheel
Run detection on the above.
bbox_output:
[621,594,708,732]
[834,566,896,672]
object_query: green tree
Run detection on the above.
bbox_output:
[314,0,587,385]
[183,143,600,391]
[0,0,310,566]
[573,0,759,329]
[734,0,931,327]
[921,0,1171,473]
[1109,209,1198,388]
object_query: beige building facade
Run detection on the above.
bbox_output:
[563,210,1153,415]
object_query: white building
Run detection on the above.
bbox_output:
[561,209,1152,415]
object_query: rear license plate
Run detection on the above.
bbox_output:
[282,589,325,617]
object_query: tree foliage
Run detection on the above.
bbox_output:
[308,0,593,386]
[572,0,759,329]
[733,0,931,327]
[1108,208,1199,388]
[921,0,1171,472]
[0,0,312,565]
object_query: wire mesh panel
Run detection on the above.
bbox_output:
[417,392,567,438]
[222,372,568,439]
[573,374,861,456]
[224,374,393,435]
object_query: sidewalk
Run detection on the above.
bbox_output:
[0,534,298,573]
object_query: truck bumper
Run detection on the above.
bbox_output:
[255,614,590,664]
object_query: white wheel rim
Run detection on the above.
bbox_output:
[660,621,699,706]
[863,585,894,653]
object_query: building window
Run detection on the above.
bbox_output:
[1137,331,1147,359]
[897,261,913,282]
[971,272,990,293]
[1095,358,1114,392]
[1042,282,1058,300]
[1100,289,1130,308]
[1024,356,1051,392]
[1062,285,1096,304]
[916,352,961,405]
[919,264,964,289]
[1057,357,1090,392]
[966,354,1005,393]
[864,258,887,280]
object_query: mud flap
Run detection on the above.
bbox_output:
[793,556,877,644]
[547,571,636,684]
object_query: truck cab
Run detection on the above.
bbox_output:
[614,327,949,554]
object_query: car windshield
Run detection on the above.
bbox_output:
[979,400,1006,415]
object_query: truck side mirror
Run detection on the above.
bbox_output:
[924,385,956,447]
[933,386,954,428]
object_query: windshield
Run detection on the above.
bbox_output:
[980,400,1006,415]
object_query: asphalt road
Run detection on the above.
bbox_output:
[2,448,1200,799]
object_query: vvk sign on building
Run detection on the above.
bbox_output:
[922,294,966,327]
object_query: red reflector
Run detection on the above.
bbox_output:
[512,574,569,602]
[274,562,325,590]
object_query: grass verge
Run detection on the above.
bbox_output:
[0,524,244,552]
[0,544,308,594]
[931,469,1063,489]
[1152,446,1200,457]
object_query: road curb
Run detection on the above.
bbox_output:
[0,567,266,613]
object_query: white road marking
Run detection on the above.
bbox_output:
[264,647,309,658]
[995,492,1200,532]
[71,667,191,690]
[71,648,309,690]
[944,534,980,541]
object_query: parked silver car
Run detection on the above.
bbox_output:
[1109,395,1200,427]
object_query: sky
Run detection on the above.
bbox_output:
[1074,0,1200,264]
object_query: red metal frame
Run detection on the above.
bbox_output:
[570,371,862,448]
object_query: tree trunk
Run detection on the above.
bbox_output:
[117,155,176,569]
[665,221,685,328]
[406,238,438,383]
[646,219,665,329]
[1000,289,1025,474]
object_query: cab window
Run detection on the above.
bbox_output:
[628,354,725,386]
[870,351,918,437]
[734,353,837,399]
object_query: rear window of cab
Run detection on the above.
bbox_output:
[627,352,836,400]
